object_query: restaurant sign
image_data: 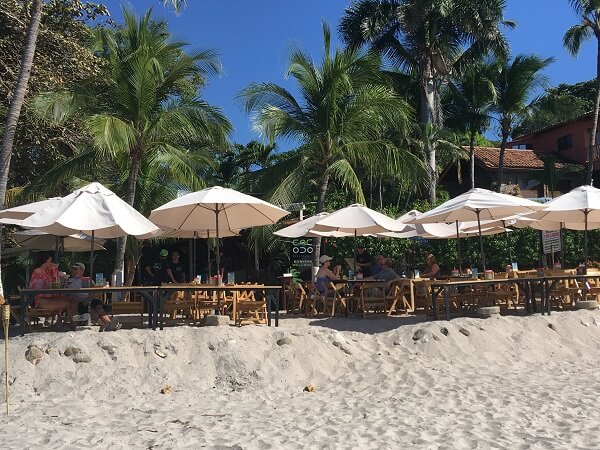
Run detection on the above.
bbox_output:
[542,229,561,254]
[291,238,314,270]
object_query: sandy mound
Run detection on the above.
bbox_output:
[2,311,600,448]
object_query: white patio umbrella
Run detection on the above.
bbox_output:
[310,204,407,271]
[0,197,63,226]
[21,182,161,275]
[525,185,600,271]
[149,186,289,283]
[273,212,354,238]
[411,188,543,270]
[379,210,509,271]
[13,229,106,252]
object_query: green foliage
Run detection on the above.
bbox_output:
[0,0,110,192]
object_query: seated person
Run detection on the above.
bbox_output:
[372,255,385,276]
[67,262,120,331]
[369,257,401,288]
[355,245,372,277]
[422,254,441,278]
[29,253,73,325]
[315,255,341,295]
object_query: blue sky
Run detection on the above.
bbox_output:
[102,0,597,145]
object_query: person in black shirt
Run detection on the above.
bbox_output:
[355,245,372,277]
[166,250,186,283]
[145,249,169,285]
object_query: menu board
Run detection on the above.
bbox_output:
[542,230,561,254]
[291,238,314,280]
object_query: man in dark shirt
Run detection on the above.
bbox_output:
[166,250,186,283]
[355,245,372,277]
[145,249,169,285]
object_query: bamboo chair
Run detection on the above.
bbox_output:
[412,279,433,315]
[322,282,347,316]
[160,283,197,324]
[303,282,323,316]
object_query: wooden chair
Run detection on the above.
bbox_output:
[161,284,197,324]
[303,282,323,316]
[322,282,347,316]
[232,284,267,326]
[357,281,388,317]
[412,279,433,315]
[18,287,64,331]
[111,298,145,327]
[486,273,518,309]
[386,279,412,315]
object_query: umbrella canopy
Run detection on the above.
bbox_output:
[410,189,542,270]
[13,230,106,252]
[20,182,161,275]
[311,204,407,235]
[273,212,354,238]
[0,197,63,225]
[150,186,289,283]
[21,182,160,238]
[528,185,600,270]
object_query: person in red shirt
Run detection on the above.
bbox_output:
[29,253,73,324]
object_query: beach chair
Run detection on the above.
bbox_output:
[160,284,197,324]
[356,281,388,317]
[386,279,411,315]
[232,284,267,326]
[322,282,347,316]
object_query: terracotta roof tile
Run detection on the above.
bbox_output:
[467,147,572,170]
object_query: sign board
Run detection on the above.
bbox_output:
[290,238,314,280]
[542,230,561,254]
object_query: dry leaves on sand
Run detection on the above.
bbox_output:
[303,384,316,393]
[160,385,173,394]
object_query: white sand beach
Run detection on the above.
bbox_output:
[2,311,600,449]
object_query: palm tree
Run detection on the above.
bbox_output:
[239,22,421,265]
[31,9,231,275]
[491,54,553,192]
[339,0,513,201]
[0,0,43,214]
[445,60,497,188]
[564,0,600,185]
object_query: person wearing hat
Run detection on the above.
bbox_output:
[66,262,120,331]
[315,255,341,295]
[145,249,169,285]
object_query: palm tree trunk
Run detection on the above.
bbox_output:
[0,0,43,296]
[587,37,600,185]
[0,0,43,211]
[312,173,329,269]
[497,131,509,193]
[114,154,141,282]
[420,66,437,202]
[469,129,476,189]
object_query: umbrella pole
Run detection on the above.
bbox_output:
[455,221,462,273]
[584,210,589,274]
[477,210,486,271]
[215,208,221,286]
[354,230,357,273]
[90,230,95,279]
[207,230,211,280]
[188,237,193,282]
[560,223,565,267]
[503,220,512,263]
[54,236,60,265]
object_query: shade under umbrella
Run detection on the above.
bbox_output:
[149,186,289,284]
[21,182,161,275]
[273,212,354,238]
[13,229,106,252]
[411,188,542,270]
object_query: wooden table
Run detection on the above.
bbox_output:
[18,286,158,335]
[155,284,282,329]
[429,274,600,320]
